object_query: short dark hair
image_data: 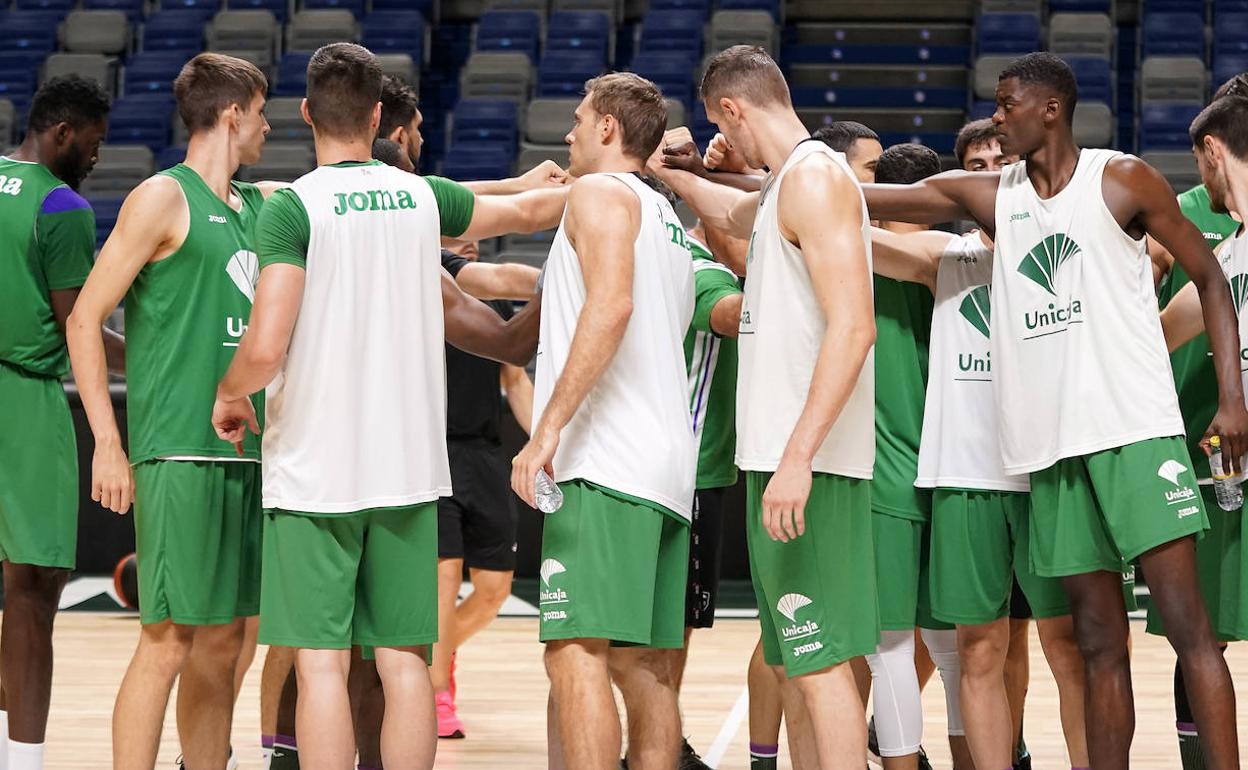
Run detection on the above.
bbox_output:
[999,52,1079,125]
[26,75,111,134]
[954,119,1001,167]
[307,43,384,140]
[813,121,879,153]
[700,45,791,110]
[584,72,668,162]
[173,53,268,134]
[874,143,942,184]
[371,137,405,167]
[378,75,419,139]
[1214,72,1248,101]
[1190,95,1248,161]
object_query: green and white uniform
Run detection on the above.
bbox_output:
[535,172,694,648]
[125,164,265,624]
[0,157,95,569]
[992,150,1206,577]
[255,161,474,648]
[738,140,880,676]
[919,231,1069,624]
[1148,184,1242,640]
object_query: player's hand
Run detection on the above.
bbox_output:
[511,425,559,509]
[704,133,750,174]
[518,160,570,191]
[662,140,706,177]
[762,457,812,543]
[212,395,260,457]
[92,441,134,514]
[1204,401,1248,474]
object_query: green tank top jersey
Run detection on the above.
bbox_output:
[684,239,741,490]
[1158,184,1240,478]
[125,164,266,465]
[0,157,96,378]
[872,274,934,521]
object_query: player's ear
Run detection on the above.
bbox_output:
[300,98,312,128]
[600,113,617,145]
[370,101,382,134]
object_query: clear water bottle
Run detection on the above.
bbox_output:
[1209,435,1244,512]
[535,469,563,514]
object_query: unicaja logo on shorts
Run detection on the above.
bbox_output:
[1157,459,1199,517]
[777,593,824,658]
[539,559,568,620]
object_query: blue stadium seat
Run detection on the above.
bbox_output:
[84,0,147,22]
[1213,13,1248,55]
[0,11,60,55]
[1141,12,1206,59]
[1145,0,1207,12]
[143,10,212,52]
[1215,0,1248,13]
[970,100,995,120]
[650,0,710,13]
[440,145,512,181]
[536,50,605,97]
[157,145,188,169]
[638,10,705,58]
[108,95,175,151]
[362,10,426,62]
[0,50,48,74]
[273,53,313,96]
[1049,0,1110,11]
[87,196,124,247]
[976,13,1041,55]
[475,10,542,62]
[161,0,222,11]
[1139,102,1203,150]
[717,0,780,17]
[691,101,715,147]
[228,0,289,23]
[370,0,433,16]
[304,0,365,17]
[1062,55,1113,104]
[547,11,611,58]
[629,51,695,106]
[1214,51,1248,85]
[125,52,193,95]
[0,68,36,112]
[14,0,75,20]
[452,99,518,147]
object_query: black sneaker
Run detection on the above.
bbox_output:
[918,746,933,770]
[176,748,238,770]
[1014,753,1033,770]
[679,738,713,770]
[867,715,880,759]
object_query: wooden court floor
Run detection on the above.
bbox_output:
[39,614,1248,769]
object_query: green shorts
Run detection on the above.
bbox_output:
[1028,436,1208,577]
[1147,487,1243,642]
[259,503,437,649]
[929,489,1069,626]
[538,480,689,648]
[133,460,262,625]
[0,364,78,569]
[748,471,881,677]
[1218,496,1248,640]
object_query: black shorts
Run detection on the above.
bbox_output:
[1009,575,1034,620]
[685,486,727,629]
[437,440,519,571]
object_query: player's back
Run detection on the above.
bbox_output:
[0,156,95,378]
[262,160,450,514]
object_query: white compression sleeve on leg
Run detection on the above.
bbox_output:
[866,628,923,757]
[921,627,965,737]
[7,741,43,770]
[0,710,8,770]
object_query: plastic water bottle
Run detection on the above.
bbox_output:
[535,469,564,514]
[1209,435,1244,511]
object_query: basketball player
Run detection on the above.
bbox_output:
[66,53,276,770]
[0,75,115,770]
[209,42,566,769]
[652,46,879,769]
[1153,92,1248,770]
[862,52,1248,770]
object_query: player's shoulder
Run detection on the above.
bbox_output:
[568,173,641,210]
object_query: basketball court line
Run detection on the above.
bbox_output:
[704,686,750,768]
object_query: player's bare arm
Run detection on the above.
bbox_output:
[50,289,124,374]
[1148,233,1175,290]
[501,363,535,436]
[213,263,306,448]
[869,226,956,292]
[1105,156,1248,467]
[863,170,1000,233]
[702,219,750,276]
[459,186,571,242]
[656,129,765,194]
[764,156,877,544]
[453,261,542,301]
[649,163,759,240]
[66,175,188,514]
[510,176,639,507]
[442,268,540,367]
[463,160,569,195]
[1160,281,1206,353]
[710,293,743,337]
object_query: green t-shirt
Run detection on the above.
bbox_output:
[684,239,742,490]
[872,274,934,521]
[0,156,96,378]
[257,165,475,269]
[1158,183,1241,478]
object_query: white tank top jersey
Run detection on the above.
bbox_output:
[1218,226,1248,404]
[992,148,1184,475]
[262,163,451,512]
[532,172,696,520]
[735,139,875,478]
[915,231,1029,493]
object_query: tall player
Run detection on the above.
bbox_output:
[862,52,1248,770]
[209,42,567,770]
[0,75,115,770]
[653,45,879,769]
[67,53,275,770]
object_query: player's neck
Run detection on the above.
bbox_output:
[8,135,51,169]
[184,131,243,201]
[314,135,375,168]
[1023,134,1081,199]
[755,111,813,175]
[587,155,644,175]
[1223,157,1248,222]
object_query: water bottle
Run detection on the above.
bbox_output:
[1209,435,1244,511]
[535,469,563,514]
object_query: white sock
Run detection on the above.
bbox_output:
[8,741,44,770]
[0,710,9,770]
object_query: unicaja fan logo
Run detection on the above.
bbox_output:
[958,285,991,339]
[226,250,259,303]
[777,593,824,658]
[1231,274,1248,316]
[539,559,568,619]
[1018,233,1081,295]
[1157,460,1199,516]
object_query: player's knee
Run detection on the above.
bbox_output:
[472,571,513,609]
[957,631,1006,678]
[4,564,68,608]
[139,624,195,671]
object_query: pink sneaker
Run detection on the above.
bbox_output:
[436,690,465,739]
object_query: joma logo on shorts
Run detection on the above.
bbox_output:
[543,610,567,621]
[792,641,824,658]
[332,189,418,215]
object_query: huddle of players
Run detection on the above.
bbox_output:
[3,34,1248,770]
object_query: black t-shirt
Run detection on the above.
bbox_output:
[442,250,513,443]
